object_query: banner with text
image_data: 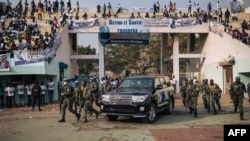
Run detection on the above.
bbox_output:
[0,53,10,72]
[69,18,100,30]
[170,17,203,28]
[209,22,224,37]
[99,18,150,46]
[14,34,62,66]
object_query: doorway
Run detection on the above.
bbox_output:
[223,66,233,94]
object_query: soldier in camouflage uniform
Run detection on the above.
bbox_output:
[101,78,112,94]
[89,78,100,107]
[247,82,250,102]
[229,76,246,120]
[208,79,222,114]
[73,81,81,113]
[200,79,211,113]
[166,81,175,108]
[180,80,187,106]
[79,80,99,122]
[58,79,80,122]
[186,79,200,117]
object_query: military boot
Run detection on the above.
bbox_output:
[83,117,88,122]
[234,107,237,113]
[213,110,217,115]
[58,118,65,122]
[207,108,211,113]
[75,113,80,121]
[240,113,244,120]
[58,115,65,122]
[189,107,193,115]
[194,109,197,117]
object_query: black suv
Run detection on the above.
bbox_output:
[100,76,173,123]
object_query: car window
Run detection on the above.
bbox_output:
[154,77,161,87]
[119,78,153,88]
[77,75,93,83]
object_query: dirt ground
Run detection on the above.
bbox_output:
[0,93,249,141]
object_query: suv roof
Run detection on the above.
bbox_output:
[77,75,94,84]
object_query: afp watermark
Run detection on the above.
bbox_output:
[224,125,250,141]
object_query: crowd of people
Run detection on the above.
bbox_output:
[0,79,55,110]
[0,0,66,58]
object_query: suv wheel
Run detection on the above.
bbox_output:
[142,103,157,123]
[104,115,118,121]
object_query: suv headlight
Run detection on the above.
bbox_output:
[102,95,110,102]
[132,95,148,102]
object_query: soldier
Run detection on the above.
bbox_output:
[208,79,222,114]
[89,78,100,107]
[79,80,88,116]
[32,80,42,111]
[73,80,80,112]
[200,79,211,113]
[180,80,187,106]
[58,78,80,122]
[79,80,99,122]
[247,81,250,102]
[166,81,175,108]
[229,76,246,120]
[186,78,199,117]
[102,78,112,94]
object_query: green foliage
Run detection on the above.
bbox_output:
[77,45,96,55]
[77,45,96,74]
[104,34,163,75]
[105,44,142,74]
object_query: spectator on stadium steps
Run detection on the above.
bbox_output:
[231,10,238,22]
[145,12,150,18]
[106,11,112,18]
[83,12,88,20]
[130,12,135,19]
[241,19,248,30]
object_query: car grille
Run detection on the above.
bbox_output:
[109,95,132,104]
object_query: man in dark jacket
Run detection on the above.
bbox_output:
[32,80,42,111]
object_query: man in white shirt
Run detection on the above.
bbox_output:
[47,78,55,103]
[26,82,33,107]
[5,83,15,108]
[40,81,47,105]
[17,83,25,107]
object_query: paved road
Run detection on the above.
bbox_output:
[0,94,249,141]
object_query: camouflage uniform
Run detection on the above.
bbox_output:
[101,80,112,94]
[200,79,211,113]
[186,80,200,117]
[166,82,175,108]
[229,76,246,120]
[247,82,250,102]
[79,83,99,122]
[89,78,100,107]
[180,81,187,106]
[78,84,89,115]
[58,82,80,122]
[208,79,222,114]
[73,83,81,113]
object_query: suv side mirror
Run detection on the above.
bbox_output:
[155,84,163,89]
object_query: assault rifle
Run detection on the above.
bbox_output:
[59,95,64,114]
[185,93,190,113]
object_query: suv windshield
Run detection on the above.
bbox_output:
[77,75,94,85]
[119,78,153,89]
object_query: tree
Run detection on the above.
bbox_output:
[77,45,96,74]
[104,44,142,75]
